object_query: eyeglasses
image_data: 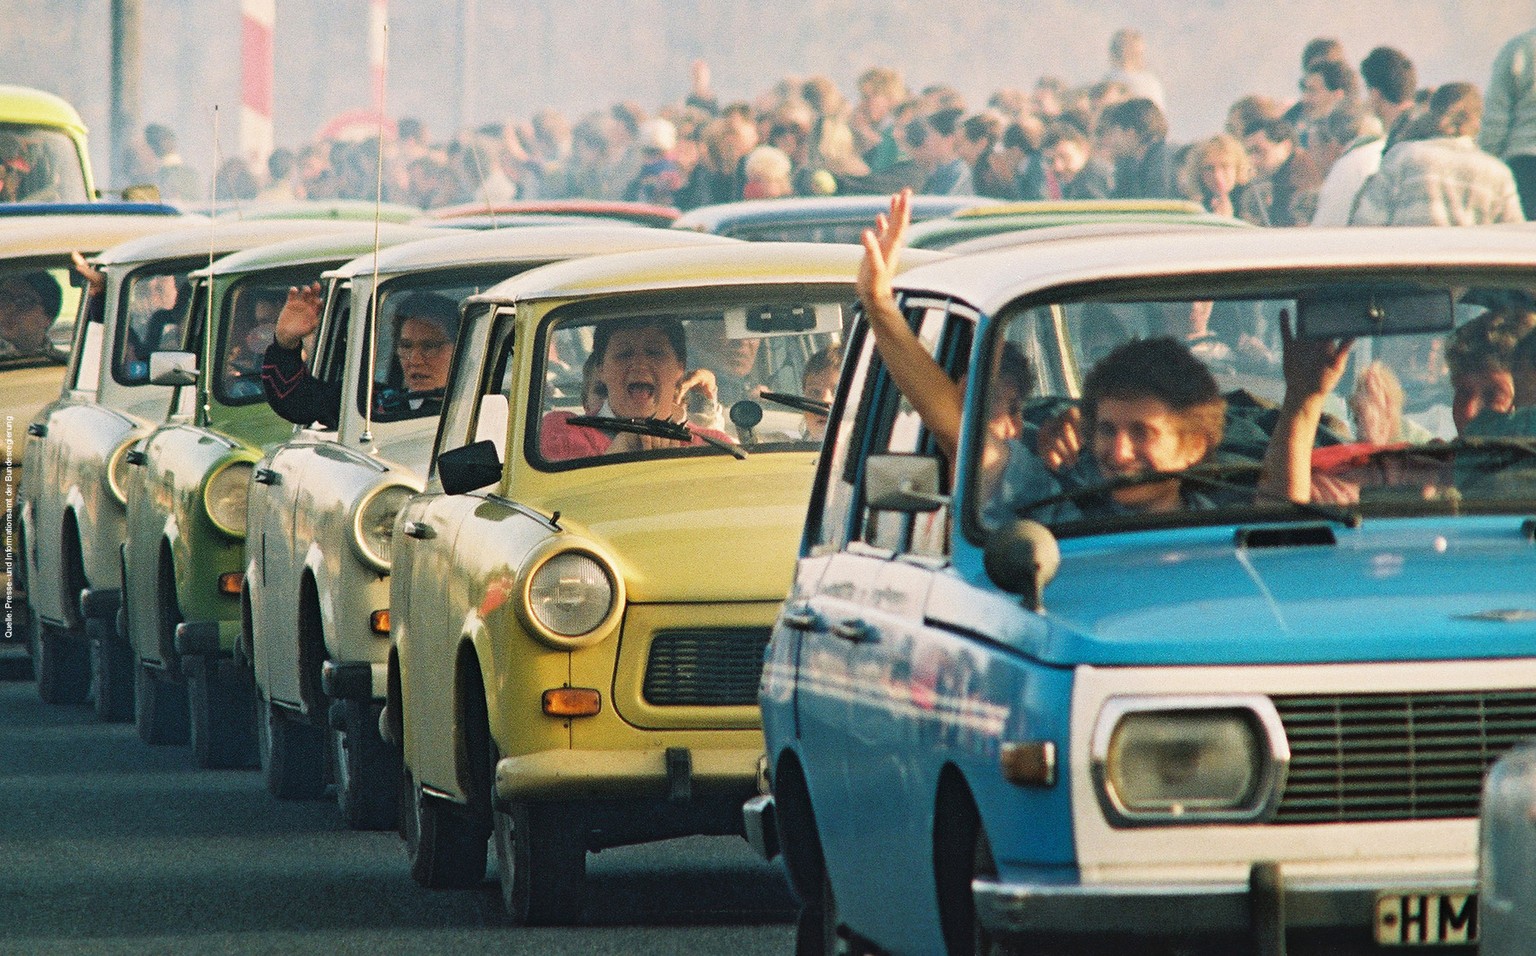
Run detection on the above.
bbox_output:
[396,337,448,357]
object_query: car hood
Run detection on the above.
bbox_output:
[1027,517,1536,667]
[538,454,817,604]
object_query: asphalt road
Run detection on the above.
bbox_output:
[0,647,797,956]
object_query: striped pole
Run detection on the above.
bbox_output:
[239,0,274,169]
[369,0,388,118]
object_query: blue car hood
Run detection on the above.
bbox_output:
[1028,516,1536,667]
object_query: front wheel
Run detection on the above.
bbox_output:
[34,619,90,705]
[402,765,488,889]
[188,659,259,769]
[89,615,134,722]
[257,694,326,799]
[492,799,586,925]
[330,699,401,830]
[134,659,189,745]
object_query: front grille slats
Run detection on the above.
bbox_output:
[642,628,771,706]
[1271,690,1536,824]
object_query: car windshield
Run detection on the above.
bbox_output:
[0,122,88,203]
[972,275,1536,535]
[354,268,511,424]
[532,295,847,468]
[113,265,194,385]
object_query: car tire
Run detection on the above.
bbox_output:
[188,659,259,769]
[33,618,90,705]
[257,694,326,799]
[133,658,189,745]
[936,796,1002,956]
[493,799,586,925]
[89,614,135,722]
[330,699,401,830]
[403,765,488,889]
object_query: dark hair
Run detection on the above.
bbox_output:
[1081,337,1224,452]
[1302,37,1345,70]
[590,316,688,371]
[1446,308,1536,379]
[1098,98,1168,145]
[1244,117,1297,145]
[1428,82,1482,137]
[266,148,295,181]
[1002,122,1040,152]
[1307,60,1355,95]
[398,117,424,142]
[962,113,1001,146]
[1360,47,1416,104]
[994,340,1033,396]
[926,107,964,139]
[1040,122,1088,151]
[393,292,460,341]
[16,270,62,321]
[1320,102,1371,147]
[903,116,929,150]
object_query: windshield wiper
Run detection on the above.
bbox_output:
[1018,460,1362,528]
[566,414,746,460]
[758,390,831,415]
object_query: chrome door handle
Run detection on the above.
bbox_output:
[26,422,45,437]
[781,606,822,632]
[402,521,435,540]
[124,449,146,466]
[253,467,279,485]
[831,618,876,643]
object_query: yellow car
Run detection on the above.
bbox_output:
[387,241,941,924]
[0,85,93,202]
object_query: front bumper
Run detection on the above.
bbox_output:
[495,745,760,802]
[973,864,1477,940]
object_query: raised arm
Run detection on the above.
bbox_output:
[858,189,966,461]
[1259,310,1353,502]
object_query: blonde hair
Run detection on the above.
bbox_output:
[1178,134,1254,202]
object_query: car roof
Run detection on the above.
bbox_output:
[93,218,375,267]
[942,217,1251,255]
[328,224,737,279]
[424,199,681,227]
[0,85,87,134]
[0,213,204,259]
[894,225,1536,316]
[190,224,442,277]
[906,199,1222,249]
[671,194,981,233]
[470,241,947,306]
[214,199,424,223]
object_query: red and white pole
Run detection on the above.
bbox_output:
[239,0,274,169]
[369,0,388,119]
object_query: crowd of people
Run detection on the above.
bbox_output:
[117,26,1536,226]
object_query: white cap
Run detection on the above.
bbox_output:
[640,118,677,152]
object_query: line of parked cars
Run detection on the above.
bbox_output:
[11,194,1536,953]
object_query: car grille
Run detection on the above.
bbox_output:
[642,629,772,706]
[1272,690,1536,823]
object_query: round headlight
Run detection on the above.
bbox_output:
[352,483,415,573]
[526,551,615,638]
[203,460,254,538]
[1103,708,1264,818]
[106,437,138,505]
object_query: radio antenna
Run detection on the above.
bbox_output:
[200,104,221,426]
[361,20,389,446]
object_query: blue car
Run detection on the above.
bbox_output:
[751,226,1536,954]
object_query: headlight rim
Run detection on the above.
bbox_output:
[1090,694,1290,828]
[202,458,255,539]
[350,481,418,574]
[105,435,140,505]
[513,540,624,650]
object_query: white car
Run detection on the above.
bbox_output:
[244,225,734,827]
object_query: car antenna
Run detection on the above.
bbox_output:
[361,20,390,447]
[465,129,499,230]
[199,104,222,427]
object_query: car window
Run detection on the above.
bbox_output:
[530,293,846,470]
[0,122,89,203]
[431,303,510,477]
[969,276,1533,538]
[0,262,76,364]
[111,261,197,386]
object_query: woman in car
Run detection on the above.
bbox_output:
[539,315,732,460]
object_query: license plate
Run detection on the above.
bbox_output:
[1373,891,1478,945]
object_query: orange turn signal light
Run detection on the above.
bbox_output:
[1000,741,1057,787]
[218,571,244,596]
[370,610,390,634]
[542,687,601,718]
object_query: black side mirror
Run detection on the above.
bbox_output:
[437,439,503,496]
[983,519,1060,611]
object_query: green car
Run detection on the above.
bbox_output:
[904,198,1241,250]
[118,224,439,768]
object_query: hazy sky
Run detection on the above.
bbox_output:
[8,0,1536,186]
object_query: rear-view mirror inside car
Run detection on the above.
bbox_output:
[1295,288,1455,339]
[725,302,842,338]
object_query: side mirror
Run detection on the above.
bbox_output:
[864,453,949,513]
[438,439,503,496]
[983,519,1060,611]
[148,350,198,387]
